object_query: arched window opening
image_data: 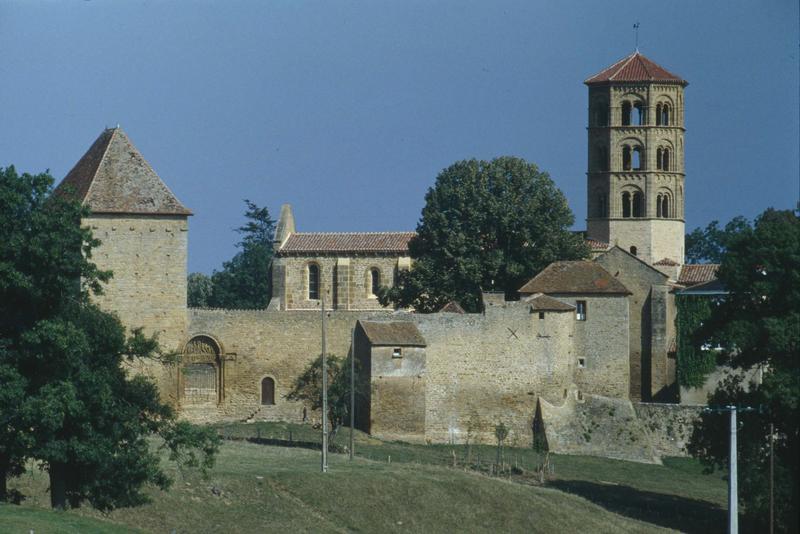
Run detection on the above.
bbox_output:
[621,101,632,126]
[592,104,608,126]
[261,377,275,405]
[661,196,670,218]
[622,145,632,170]
[369,268,381,297]
[661,104,670,126]
[632,146,643,170]
[630,246,638,256]
[632,191,644,217]
[595,146,608,171]
[662,149,670,171]
[656,148,663,170]
[597,194,607,218]
[655,104,662,126]
[622,192,631,218]
[656,194,663,217]
[308,264,320,300]
[633,102,644,125]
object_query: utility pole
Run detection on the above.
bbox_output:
[728,406,737,534]
[321,297,328,473]
[704,405,757,534]
[769,422,774,534]
[349,326,355,460]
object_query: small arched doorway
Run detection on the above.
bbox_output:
[261,377,275,405]
[182,335,223,405]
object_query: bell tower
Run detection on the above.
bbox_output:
[585,52,688,265]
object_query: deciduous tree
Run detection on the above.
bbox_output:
[688,208,799,532]
[0,166,219,510]
[379,157,588,312]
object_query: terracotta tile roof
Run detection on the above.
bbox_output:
[55,127,191,216]
[525,294,575,312]
[358,321,426,347]
[518,261,631,295]
[587,239,610,251]
[654,258,680,266]
[279,232,415,254]
[678,264,719,286]
[585,52,687,86]
[439,301,466,314]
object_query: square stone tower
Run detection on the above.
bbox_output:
[585,52,687,266]
[55,127,191,403]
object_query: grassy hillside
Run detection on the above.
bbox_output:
[0,504,138,533]
[2,422,728,533]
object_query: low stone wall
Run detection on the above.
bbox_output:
[538,387,661,464]
[633,402,702,457]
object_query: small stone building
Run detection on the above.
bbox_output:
[269,205,413,311]
[354,321,427,442]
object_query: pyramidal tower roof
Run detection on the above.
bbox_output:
[585,51,687,86]
[55,127,191,216]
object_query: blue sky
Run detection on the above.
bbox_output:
[1,0,797,274]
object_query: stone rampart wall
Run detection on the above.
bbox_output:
[633,402,702,457]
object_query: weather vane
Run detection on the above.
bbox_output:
[633,22,640,51]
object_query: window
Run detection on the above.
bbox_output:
[632,146,643,170]
[656,148,663,170]
[369,268,381,297]
[661,195,669,218]
[622,192,631,218]
[662,149,670,171]
[661,104,670,126]
[261,377,275,405]
[596,193,607,218]
[576,300,587,321]
[621,101,632,126]
[308,264,320,300]
[656,103,662,126]
[595,146,608,171]
[630,246,638,256]
[538,311,545,320]
[578,358,586,368]
[633,102,643,125]
[632,191,644,217]
[622,145,632,170]
[392,348,402,358]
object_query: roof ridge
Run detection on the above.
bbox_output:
[79,127,115,206]
[608,53,637,81]
[585,53,632,83]
[292,231,416,235]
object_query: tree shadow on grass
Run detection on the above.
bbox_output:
[548,480,726,533]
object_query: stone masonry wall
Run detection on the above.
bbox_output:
[86,214,188,405]
[177,297,629,443]
[548,294,630,400]
[369,345,426,442]
[273,254,405,310]
[633,402,702,457]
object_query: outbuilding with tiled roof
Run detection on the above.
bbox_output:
[518,261,631,295]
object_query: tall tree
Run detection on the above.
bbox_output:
[684,216,750,264]
[688,208,799,532]
[207,200,275,309]
[187,272,213,307]
[379,157,588,312]
[0,166,218,509]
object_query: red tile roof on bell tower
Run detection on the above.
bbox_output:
[585,51,687,86]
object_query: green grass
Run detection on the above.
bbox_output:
[0,504,139,533]
[2,422,729,533]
